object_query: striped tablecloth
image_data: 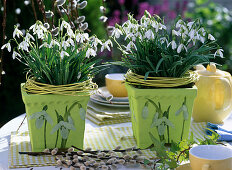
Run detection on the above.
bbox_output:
[9,122,207,168]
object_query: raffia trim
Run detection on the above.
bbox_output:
[24,78,97,96]
[125,70,198,87]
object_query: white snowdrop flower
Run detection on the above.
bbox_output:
[1,7,3,12]
[135,32,143,40]
[49,40,60,48]
[12,51,21,59]
[159,23,166,30]
[177,44,187,53]
[99,16,108,23]
[199,28,206,36]
[187,21,194,29]
[176,19,183,28]
[125,41,137,51]
[124,33,134,41]
[152,21,159,32]
[60,51,69,59]
[92,37,102,47]
[199,36,205,43]
[111,28,122,39]
[101,40,113,52]
[100,6,106,13]
[76,33,89,43]
[39,42,48,49]
[67,28,75,38]
[144,29,154,40]
[15,8,21,15]
[160,37,167,44]
[1,43,11,52]
[189,29,195,39]
[168,40,177,50]
[172,30,181,37]
[208,34,215,41]
[214,49,224,58]
[25,33,35,42]
[61,20,71,31]
[13,26,23,38]
[62,41,70,50]
[18,41,29,52]
[24,0,30,5]
[86,48,96,58]
[67,38,75,47]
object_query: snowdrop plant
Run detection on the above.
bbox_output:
[3,20,112,85]
[111,10,223,78]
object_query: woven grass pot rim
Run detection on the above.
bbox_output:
[24,78,98,96]
[125,70,198,88]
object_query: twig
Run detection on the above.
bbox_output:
[176,146,191,162]
[31,0,38,20]
[71,145,143,154]
[16,115,27,132]
[0,0,7,84]
[60,6,75,29]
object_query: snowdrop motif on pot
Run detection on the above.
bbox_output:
[2,20,112,151]
[110,11,223,149]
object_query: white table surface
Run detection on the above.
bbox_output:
[0,113,136,170]
[1,113,232,170]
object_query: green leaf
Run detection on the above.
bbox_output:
[196,0,208,5]
[149,132,167,157]
[35,117,44,129]
[143,159,150,165]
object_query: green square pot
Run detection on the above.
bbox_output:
[126,84,197,149]
[21,83,90,152]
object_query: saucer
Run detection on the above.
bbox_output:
[97,87,128,102]
[90,98,130,108]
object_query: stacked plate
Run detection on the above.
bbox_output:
[90,87,129,108]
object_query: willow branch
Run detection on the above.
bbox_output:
[31,0,38,20]
[0,0,7,84]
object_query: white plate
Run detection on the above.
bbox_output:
[97,87,128,102]
[90,98,130,108]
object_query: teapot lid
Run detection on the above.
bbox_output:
[196,63,231,77]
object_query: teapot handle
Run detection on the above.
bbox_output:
[214,78,232,111]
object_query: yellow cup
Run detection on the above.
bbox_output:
[105,73,128,97]
[189,145,232,170]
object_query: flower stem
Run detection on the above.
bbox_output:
[180,120,185,141]
[55,130,59,148]
[44,120,47,148]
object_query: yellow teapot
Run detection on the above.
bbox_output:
[192,63,232,124]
